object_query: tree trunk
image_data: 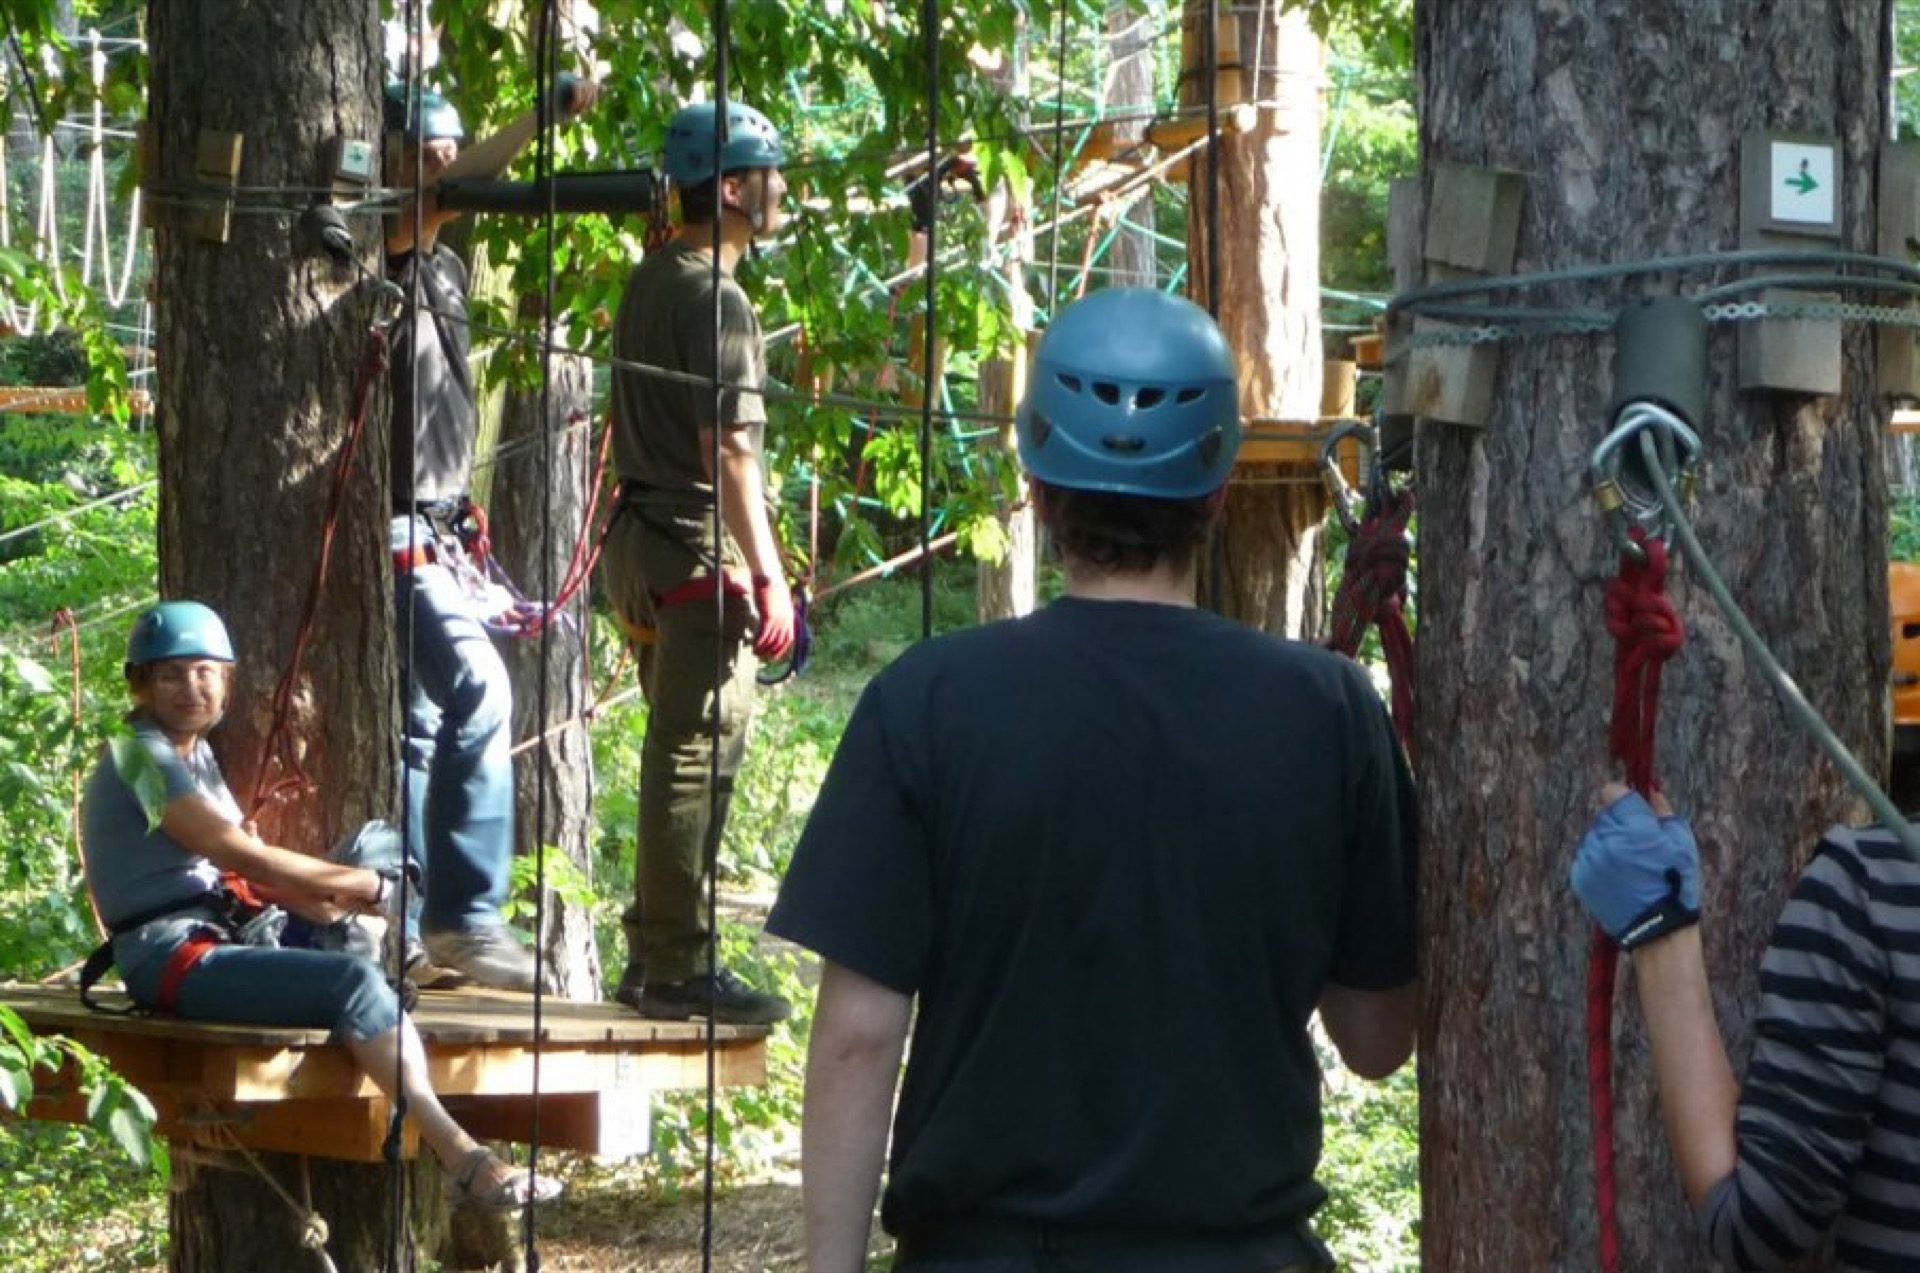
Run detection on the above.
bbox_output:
[148,1,418,1263]
[1104,1,1157,289]
[976,28,1038,622]
[169,1149,449,1271]
[1188,8,1327,638]
[149,0,393,852]
[493,343,603,1001]
[1416,4,1889,1269]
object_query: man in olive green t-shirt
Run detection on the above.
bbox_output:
[599,101,794,1025]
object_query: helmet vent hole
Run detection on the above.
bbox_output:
[1101,434,1146,453]
[1057,374,1083,393]
[1135,387,1166,410]
[1030,413,1054,448]
[1092,382,1121,405]
[1176,386,1206,404]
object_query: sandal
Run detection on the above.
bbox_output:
[445,1147,563,1211]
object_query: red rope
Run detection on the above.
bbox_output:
[1325,490,1417,760]
[1588,528,1686,1273]
[247,326,390,819]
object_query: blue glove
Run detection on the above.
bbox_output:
[1571,790,1701,949]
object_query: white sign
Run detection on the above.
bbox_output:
[1770,141,1837,227]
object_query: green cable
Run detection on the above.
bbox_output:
[1693,273,1920,304]
[1639,428,1920,862]
[1391,248,1920,316]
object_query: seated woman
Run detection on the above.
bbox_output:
[79,601,556,1211]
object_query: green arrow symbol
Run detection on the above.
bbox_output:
[1787,167,1818,196]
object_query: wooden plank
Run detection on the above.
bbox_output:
[3,983,767,1047]
[21,1063,411,1163]
[444,1091,651,1160]
[0,387,154,415]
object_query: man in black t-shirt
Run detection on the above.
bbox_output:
[767,289,1420,1272]
[382,76,598,991]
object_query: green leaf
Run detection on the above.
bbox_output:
[12,657,58,695]
[0,1004,36,1057]
[86,1079,157,1170]
[0,1057,31,1112]
[108,735,171,833]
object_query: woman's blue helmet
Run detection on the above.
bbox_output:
[662,101,785,186]
[1017,289,1242,499]
[383,84,465,143]
[126,602,235,671]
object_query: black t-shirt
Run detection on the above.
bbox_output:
[387,247,477,503]
[766,597,1418,1240]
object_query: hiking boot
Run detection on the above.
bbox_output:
[424,926,539,993]
[627,967,791,1025]
[385,928,465,989]
[611,965,646,1012]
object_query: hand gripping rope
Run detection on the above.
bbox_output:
[1584,307,1704,1273]
[1321,422,1416,759]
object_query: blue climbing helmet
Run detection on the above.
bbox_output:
[383,83,465,143]
[662,100,785,186]
[125,602,235,672]
[1017,289,1242,499]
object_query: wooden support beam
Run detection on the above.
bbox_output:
[0,387,154,416]
[1,985,769,1164]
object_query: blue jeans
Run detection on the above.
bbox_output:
[392,516,514,936]
[124,940,399,1043]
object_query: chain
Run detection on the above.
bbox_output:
[1399,299,1920,351]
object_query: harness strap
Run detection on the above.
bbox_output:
[392,543,435,574]
[656,572,750,609]
[155,934,222,1014]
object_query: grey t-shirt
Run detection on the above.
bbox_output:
[610,242,768,544]
[81,720,234,971]
[388,247,477,503]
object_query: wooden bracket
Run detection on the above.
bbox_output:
[1737,288,1842,396]
[1879,141,1920,401]
[1392,164,1527,430]
[189,130,243,244]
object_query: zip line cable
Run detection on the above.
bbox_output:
[702,11,734,1267]
[521,0,562,1262]
[920,0,940,643]
[389,0,428,1262]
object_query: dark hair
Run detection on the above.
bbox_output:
[676,169,766,225]
[1034,480,1218,574]
[677,177,721,224]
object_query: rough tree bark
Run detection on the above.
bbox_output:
[1416,4,1889,1269]
[493,342,603,1001]
[1188,8,1328,638]
[147,1,431,1265]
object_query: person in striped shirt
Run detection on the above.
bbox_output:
[1572,785,1920,1270]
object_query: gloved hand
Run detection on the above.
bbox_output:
[1571,788,1702,950]
[752,574,796,662]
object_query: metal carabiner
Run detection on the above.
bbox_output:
[1589,400,1702,561]
[1320,420,1376,536]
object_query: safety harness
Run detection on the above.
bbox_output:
[608,479,814,682]
[76,877,282,1016]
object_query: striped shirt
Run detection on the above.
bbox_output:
[1699,826,1920,1271]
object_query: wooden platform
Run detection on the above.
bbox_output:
[0,386,153,415]
[1,982,769,1163]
